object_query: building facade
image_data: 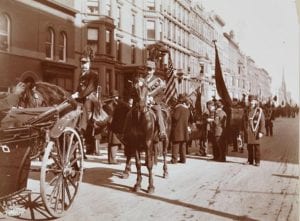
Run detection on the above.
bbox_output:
[0,0,272,106]
[0,0,77,92]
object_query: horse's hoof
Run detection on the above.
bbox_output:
[133,185,141,192]
[148,186,155,194]
[163,172,169,179]
[122,172,130,179]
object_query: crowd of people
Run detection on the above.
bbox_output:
[0,55,299,168]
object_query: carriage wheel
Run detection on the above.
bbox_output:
[40,127,84,218]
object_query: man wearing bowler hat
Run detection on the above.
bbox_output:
[242,95,265,166]
[144,60,167,139]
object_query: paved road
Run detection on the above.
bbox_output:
[2,116,299,221]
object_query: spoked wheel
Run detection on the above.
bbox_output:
[40,127,84,218]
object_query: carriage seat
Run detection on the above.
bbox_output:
[1,107,52,129]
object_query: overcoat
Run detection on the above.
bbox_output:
[171,104,190,142]
[243,107,265,144]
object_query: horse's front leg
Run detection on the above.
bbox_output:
[133,150,142,192]
[122,155,132,179]
[162,138,169,179]
[146,140,155,194]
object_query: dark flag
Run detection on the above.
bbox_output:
[195,87,202,116]
[213,41,232,107]
[165,51,177,104]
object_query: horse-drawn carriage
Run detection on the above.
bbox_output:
[0,97,84,218]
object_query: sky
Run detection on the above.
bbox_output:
[200,0,299,102]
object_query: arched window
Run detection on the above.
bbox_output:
[0,13,10,51]
[58,31,67,61]
[45,28,54,59]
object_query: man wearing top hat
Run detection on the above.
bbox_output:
[144,60,167,139]
[242,95,265,166]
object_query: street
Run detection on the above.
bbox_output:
[3,116,299,221]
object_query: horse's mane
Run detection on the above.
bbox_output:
[35,82,70,105]
[19,81,70,108]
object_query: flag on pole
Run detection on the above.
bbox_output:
[213,41,232,107]
[165,52,177,104]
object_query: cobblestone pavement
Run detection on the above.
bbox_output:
[2,117,299,221]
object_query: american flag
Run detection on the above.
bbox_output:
[165,52,177,104]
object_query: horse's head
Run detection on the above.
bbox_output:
[132,77,149,111]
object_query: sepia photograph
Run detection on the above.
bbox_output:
[0,0,299,220]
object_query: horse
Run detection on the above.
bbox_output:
[116,77,171,193]
[18,81,70,108]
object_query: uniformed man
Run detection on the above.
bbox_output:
[144,60,167,139]
[263,102,274,136]
[242,95,265,166]
[77,55,99,156]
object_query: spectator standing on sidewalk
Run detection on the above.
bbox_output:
[104,90,122,164]
[243,95,265,166]
[170,94,190,164]
[212,100,227,162]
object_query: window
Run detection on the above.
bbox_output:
[146,0,155,11]
[116,6,121,28]
[45,28,55,59]
[106,30,111,54]
[159,22,162,40]
[132,14,136,35]
[200,64,204,76]
[87,0,99,14]
[167,20,171,40]
[147,21,155,39]
[87,28,98,53]
[58,32,67,62]
[105,0,111,16]
[0,13,10,51]
[131,45,136,64]
[106,69,111,95]
[116,40,121,61]
[173,24,176,42]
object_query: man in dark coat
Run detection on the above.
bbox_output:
[77,56,99,155]
[243,95,265,166]
[200,100,216,157]
[170,94,190,164]
[263,102,274,136]
[212,100,227,162]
